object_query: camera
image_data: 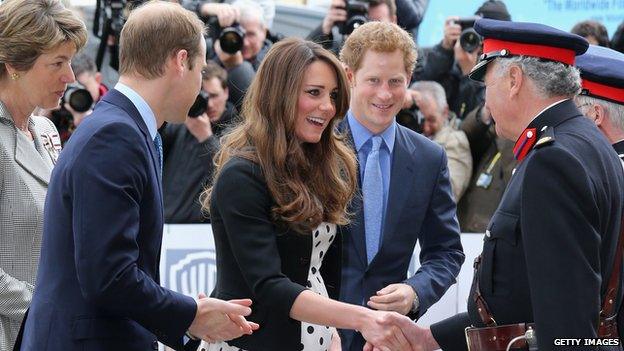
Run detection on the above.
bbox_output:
[338,0,369,35]
[396,105,424,134]
[455,16,482,53]
[201,16,245,55]
[188,90,210,118]
[219,24,245,54]
[63,83,94,113]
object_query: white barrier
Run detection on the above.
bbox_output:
[159,224,485,327]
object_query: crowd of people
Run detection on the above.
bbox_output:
[1,0,624,350]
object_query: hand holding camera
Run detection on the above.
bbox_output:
[200,2,240,28]
[321,0,348,35]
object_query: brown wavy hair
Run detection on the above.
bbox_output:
[201,38,358,234]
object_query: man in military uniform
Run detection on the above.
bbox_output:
[575,45,624,162]
[371,19,624,351]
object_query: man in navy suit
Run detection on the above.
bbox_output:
[335,21,465,351]
[17,2,256,350]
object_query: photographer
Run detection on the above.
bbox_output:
[306,0,428,54]
[181,0,275,29]
[415,0,510,120]
[49,53,107,145]
[161,61,236,224]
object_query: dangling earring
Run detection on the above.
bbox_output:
[10,73,19,81]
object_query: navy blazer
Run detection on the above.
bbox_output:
[337,119,465,351]
[17,90,196,351]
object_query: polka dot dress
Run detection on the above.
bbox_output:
[300,222,336,351]
[201,222,337,351]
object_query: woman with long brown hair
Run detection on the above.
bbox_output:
[198,38,412,351]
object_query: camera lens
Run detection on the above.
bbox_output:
[188,91,209,118]
[219,26,245,54]
[344,15,367,35]
[64,86,93,113]
[460,28,482,53]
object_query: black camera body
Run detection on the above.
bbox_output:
[63,83,94,113]
[338,0,369,35]
[455,16,482,53]
[188,90,210,118]
[200,16,246,55]
[396,105,424,134]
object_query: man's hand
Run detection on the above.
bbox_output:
[359,311,412,351]
[187,293,259,343]
[454,39,480,76]
[200,3,240,27]
[402,90,422,110]
[214,40,244,69]
[442,16,461,50]
[185,113,213,143]
[367,283,416,315]
[329,328,342,351]
[321,0,348,35]
[363,313,440,351]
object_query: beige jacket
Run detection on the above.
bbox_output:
[433,125,472,201]
[0,101,60,350]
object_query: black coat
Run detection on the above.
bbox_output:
[431,100,624,350]
[206,157,342,351]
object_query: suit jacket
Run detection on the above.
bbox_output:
[337,119,465,351]
[200,156,342,351]
[0,102,58,350]
[431,100,624,350]
[17,90,196,351]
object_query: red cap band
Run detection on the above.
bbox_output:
[483,38,576,65]
[582,79,624,104]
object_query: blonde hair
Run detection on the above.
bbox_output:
[119,1,206,79]
[340,21,416,74]
[0,0,87,79]
[203,38,358,233]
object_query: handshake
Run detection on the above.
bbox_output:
[186,293,259,343]
[360,312,440,351]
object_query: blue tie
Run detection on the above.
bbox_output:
[153,133,163,174]
[363,136,383,264]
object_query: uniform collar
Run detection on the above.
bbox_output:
[613,140,624,159]
[513,99,581,162]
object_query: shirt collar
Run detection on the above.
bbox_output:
[114,82,158,140]
[346,110,396,153]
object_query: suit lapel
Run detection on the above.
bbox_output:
[376,127,415,257]
[14,129,53,186]
[0,102,52,186]
[338,119,368,267]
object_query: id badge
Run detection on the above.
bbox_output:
[476,172,493,189]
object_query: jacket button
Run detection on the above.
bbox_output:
[152,340,158,350]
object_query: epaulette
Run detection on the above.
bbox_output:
[534,126,555,149]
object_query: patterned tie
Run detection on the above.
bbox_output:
[153,133,163,174]
[363,136,383,264]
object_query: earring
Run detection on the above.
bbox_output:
[10,73,19,81]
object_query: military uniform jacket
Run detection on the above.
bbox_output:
[431,100,624,350]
